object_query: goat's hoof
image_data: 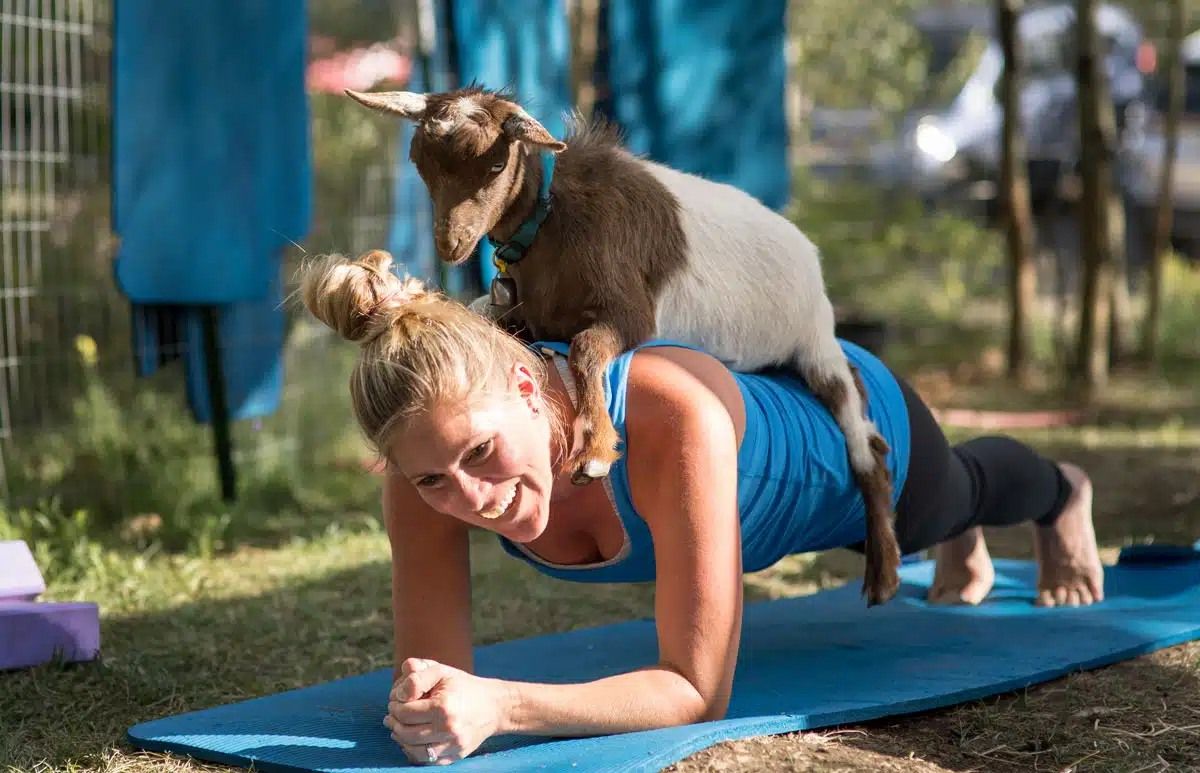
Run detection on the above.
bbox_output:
[570,459,612,486]
[862,574,900,607]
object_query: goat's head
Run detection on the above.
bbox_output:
[347,87,566,265]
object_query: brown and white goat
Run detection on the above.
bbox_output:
[348,87,901,605]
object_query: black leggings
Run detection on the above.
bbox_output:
[888,372,1073,555]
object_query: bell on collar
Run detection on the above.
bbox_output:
[489,274,518,310]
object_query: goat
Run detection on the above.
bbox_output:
[347,86,901,605]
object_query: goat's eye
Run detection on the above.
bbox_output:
[489,160,506,173]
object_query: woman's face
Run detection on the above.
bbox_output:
[389,366,555,543]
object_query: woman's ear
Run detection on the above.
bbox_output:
[508,362,542,413]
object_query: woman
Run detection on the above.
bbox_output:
[300,251,1104,766]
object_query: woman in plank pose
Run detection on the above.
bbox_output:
[300,250,1104,765]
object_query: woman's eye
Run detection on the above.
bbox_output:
[416,475,441,488]
[466,440,492,462]
[489,160,505,173]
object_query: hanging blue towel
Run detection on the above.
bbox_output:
[112,0,311,303]
[182,271,288,425]
[451,0,571,137]
[129,289,286,425]
[114,1,310,424]
[603,0,791,211]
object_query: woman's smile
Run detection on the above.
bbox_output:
[479,481,520,520]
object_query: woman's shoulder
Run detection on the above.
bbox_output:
[624,346,747,446]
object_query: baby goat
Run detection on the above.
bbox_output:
[348,87,901,605]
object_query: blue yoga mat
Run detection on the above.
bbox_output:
[128,545,1200,772]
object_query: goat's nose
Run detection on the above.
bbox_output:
[436,228,474,260]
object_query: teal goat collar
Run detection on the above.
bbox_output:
[488,151,556,270]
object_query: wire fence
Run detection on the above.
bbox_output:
[1,0,116,480]
[0,0,404,511]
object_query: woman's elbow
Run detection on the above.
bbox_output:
[699,692,731,723]
[676,690,728,725]
[663,669,731,724]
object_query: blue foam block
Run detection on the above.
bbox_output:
[128,548,1200,772]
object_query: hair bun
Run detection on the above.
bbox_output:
[299,250,429,344]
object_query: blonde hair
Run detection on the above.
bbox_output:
[298,250,555,456]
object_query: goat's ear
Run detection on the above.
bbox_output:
[345,90,428,120]
[502,111,567,152]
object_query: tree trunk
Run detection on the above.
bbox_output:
[1108,191,1131,364]
[568,0,601,119]
[997,0,1037,384]
[1143,0,1187,364]
[1074,0,1116,391]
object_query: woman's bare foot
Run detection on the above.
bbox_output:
[928,527,996,605]
[1033,463,1105,607]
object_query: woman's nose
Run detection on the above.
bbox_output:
[451,473,490,514]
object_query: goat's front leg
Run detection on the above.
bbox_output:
[566,321,634,485]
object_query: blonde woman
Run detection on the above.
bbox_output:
[300,250,1104,766]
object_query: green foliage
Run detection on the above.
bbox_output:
[309,0,399,47]
[0,326,374,582]
[0,501,109,584]
[790,176,1005,322]
[789,0,989,122]
[4,337,213,531]
[1159,253,1200,362]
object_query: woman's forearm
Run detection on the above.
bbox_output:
[496,666,716,737]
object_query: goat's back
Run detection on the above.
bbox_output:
[637,161,831,370]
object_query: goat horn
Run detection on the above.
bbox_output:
[345,90,428,120]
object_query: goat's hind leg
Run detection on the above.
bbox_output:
[794,337,901,606]
[566,323,626,485]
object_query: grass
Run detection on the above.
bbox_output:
[4,197,1200,770]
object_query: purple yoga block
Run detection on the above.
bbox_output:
[0,540,46,601]
[0,601,100,670]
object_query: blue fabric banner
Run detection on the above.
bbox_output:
[603,0,791,210]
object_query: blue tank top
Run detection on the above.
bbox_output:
[498,340,911,583]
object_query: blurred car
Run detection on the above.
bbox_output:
[879,2,1146,208]
[1120,31,1200,264]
